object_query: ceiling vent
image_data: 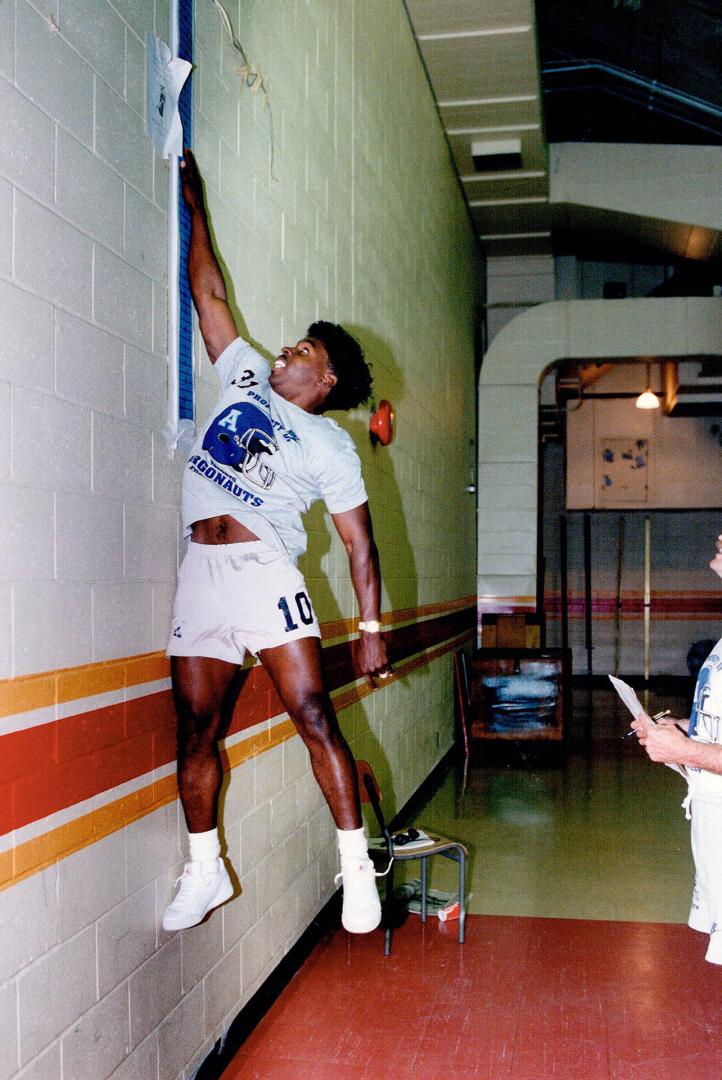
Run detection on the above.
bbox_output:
[471,138,523,171]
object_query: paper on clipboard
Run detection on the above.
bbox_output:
[608,675,647,721]
[609,674,688,778]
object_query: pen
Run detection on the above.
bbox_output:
[650,710,690,736]
[624,709,689,738]
[624,709,671,737]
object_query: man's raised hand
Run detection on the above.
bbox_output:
[180,148,206,216]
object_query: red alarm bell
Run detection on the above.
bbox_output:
[369,400,395,446]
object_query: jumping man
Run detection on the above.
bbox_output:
[162,150,391,935]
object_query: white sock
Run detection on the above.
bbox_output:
[337,826,368,860]
[188,828,221,868]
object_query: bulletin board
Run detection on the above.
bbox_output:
[597,437,649,504]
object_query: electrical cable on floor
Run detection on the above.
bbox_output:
[210,0,277,181]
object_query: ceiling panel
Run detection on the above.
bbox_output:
[404,0,547,257]
[471,202,552,233]
[404,0,716,262]
[406,0,534,36]
[418,32,539,101]
[440,99,541,130]
[482,235,553,257]
[463,175,549,199]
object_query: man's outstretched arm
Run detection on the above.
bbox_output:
[331,503,391,684]
[180,149,238,363]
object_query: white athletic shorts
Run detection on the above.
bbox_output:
[688,795,722,965]
[166,540,320,665]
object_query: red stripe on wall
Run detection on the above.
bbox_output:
[544,593,722,618]
[1,607,476,836]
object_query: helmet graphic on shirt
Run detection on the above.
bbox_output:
[690,653,722,741]
[202,402,278,490]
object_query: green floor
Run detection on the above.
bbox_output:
[402,686,694,924]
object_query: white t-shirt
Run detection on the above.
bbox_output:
[181,337,367,563]
[688,636,722,799]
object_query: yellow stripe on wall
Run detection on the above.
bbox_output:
[0,597,476,719]
[0,654,170,720]
[0,630,470,893]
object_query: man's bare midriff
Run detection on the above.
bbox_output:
[191,515,260,544]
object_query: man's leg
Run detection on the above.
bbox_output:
[172,655,242,830]
[259,638,360,827]
[691,800,722,964]
[162,655,240,931]
[259,637,381,933]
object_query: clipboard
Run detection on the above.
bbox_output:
[609,674,689,778]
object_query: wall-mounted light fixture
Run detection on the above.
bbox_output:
[635,361,660,410]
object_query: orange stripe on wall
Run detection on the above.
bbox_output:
[0,597,477,719]
[477,598,536,617]
[1,603,476,832]
[0,631,471,892]
[383,596,477,626]
[1,671,279,834]
[0,653,170,720]
[0,630,470,889]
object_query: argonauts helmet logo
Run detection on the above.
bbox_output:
[202,403,278,490]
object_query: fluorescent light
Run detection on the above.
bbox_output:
[419,26,531,41]
[480,231,551,240]
[448,124,539,135]
[440,95,537,106]
[470,196,548,206]
[460,170,546,181]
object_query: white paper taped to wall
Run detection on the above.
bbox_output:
[146,35,192,159]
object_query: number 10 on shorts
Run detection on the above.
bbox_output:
[278,591,314,632]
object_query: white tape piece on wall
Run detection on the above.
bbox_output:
[146,34,192,159]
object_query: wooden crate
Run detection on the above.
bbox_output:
[481,613,541,650]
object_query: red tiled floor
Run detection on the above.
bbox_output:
[221,914,722,1080]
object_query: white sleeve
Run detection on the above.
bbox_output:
[317,429,368,515]
[214,337,271,391]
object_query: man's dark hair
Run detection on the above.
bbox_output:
[307,321,373,411]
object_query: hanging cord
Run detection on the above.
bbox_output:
[210,0,277,181]
[334,855,394,888]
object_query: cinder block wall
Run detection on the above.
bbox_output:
[0,3,478,1078]
[486,255,555,344]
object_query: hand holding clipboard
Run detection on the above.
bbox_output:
[609,675,689,778]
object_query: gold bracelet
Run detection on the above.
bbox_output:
[358,619,382,633]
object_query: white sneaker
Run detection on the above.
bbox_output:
[162,858,233,932]
[335,856,382,934]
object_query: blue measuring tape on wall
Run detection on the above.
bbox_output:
[177,0,194,423]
